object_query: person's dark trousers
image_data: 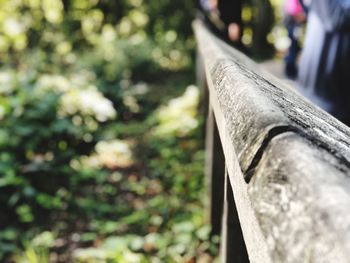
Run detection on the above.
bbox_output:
[285,23,300,79]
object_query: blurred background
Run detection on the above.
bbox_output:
[0,0,291,262]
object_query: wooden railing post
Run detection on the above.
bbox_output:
[221,169,249,263]
[204,106,225,236]
[198,47,226,236]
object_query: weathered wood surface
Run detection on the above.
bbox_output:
[250,132,350,263]
[221,170,249,263]
[205,107,225,236]
[194,19,350,263]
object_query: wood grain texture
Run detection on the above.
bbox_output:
[249,132,350,263]
[194,19,350,262]
[193,20,350,177]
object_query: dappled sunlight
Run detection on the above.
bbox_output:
[74,139,134,170]
[59,86,116,122]
[42,0,64,24]
[153,85,200,138]
[0,0,220,262]
[33,72,117,124]
[0,70,17,95]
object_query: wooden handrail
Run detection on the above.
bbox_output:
[194,19,350,263]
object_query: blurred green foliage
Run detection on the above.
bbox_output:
[0,0,283,261]
[0,0,220,262]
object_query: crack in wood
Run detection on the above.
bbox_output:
[244,125,298,183]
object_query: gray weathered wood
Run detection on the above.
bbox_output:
[249,132,350,263]
[194,19,350,263]
[194,20,350,177]
[221,169,249,263]
[204,107,225,236]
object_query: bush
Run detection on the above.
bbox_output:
[0,0,219,262]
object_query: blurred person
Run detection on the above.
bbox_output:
[198,0,244,49]
[299,0,311,12]
[283,0,305,79]
[297,0,350,125]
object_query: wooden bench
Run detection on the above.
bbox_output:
[194,19,350,263]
